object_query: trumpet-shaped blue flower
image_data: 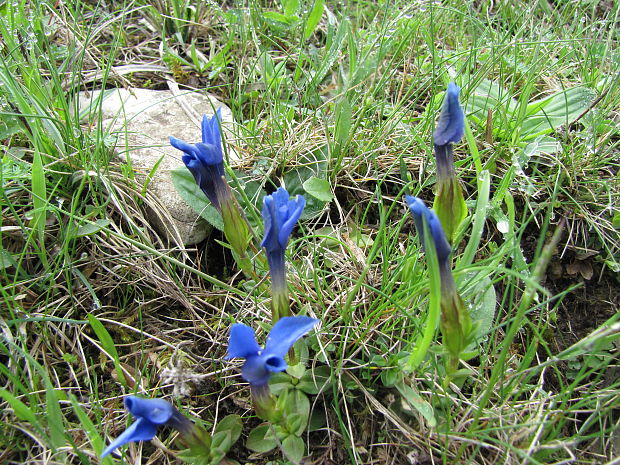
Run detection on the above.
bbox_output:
[405,196,452,267]
[261,187,305,257]
[170,109,227,210]
[433,82,464,147]
[101,396,191,458]
[261,188,305,321]
[226,316,319,387]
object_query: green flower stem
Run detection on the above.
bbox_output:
[251,384,279,422]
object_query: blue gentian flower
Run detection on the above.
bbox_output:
[433,82,464,146]
[226,316,319,386]
[261,187,305,294]
[170,109,227,210]
[405,196,452,267]
[431,83,468,244]
[101,396,191,458]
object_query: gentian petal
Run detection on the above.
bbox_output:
[170,136,200,156]
[202,108,222,147]
[433,82,465,146]
[261,195,276,250]
[405,196,452,265]
[261,188,305,252]
[195,143,224,168]
[264,316,319,359]
[101,417,157,458]
[226,323,261,359]
[124,396,174,425]
[277,195,305,249]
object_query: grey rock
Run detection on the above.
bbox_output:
[78,88,235,245]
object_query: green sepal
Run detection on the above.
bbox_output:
[434,176,467,245]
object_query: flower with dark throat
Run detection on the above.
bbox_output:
[170,109,228,211]
[261,187,305,321]
[101,396,192,458]
[432,82,467,244]
[226,316,318,387]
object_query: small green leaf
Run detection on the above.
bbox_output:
[0,248,17,270]
[214,414,242,450]
[286,362,306,379]
[612,213,620,229]
[297,365,331,394]
[282,435,305,463]
[246,424,277,453]
[303,176,334,202]
[284,390,310,434]
[211,430,232,454]
[283,145,329,219]
[395,382,437,428]
[75,219,111,238]
[462,273,497,342]
[269,372,294,395]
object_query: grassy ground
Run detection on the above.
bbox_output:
[1,0,619,464]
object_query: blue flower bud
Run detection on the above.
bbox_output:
[405,196,452,266]
[433,82,464,146]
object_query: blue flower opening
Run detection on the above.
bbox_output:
[405,196,452,265]
[226,316,319,386]
[261,187,306,253]
[101,396,176,458]
[169,109,226,209]
[433,82,465,146]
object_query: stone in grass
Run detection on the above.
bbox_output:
[78,88,237,245]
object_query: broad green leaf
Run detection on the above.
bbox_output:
[334,97,352,148]
[45,383,66,451]
[211,430,232,454]
[303,0,324,39]
[286,362,306,379]
[521,135,562,158]
[282,435,305,463]
[283,390,310,434]
[521,86,596,139]
[246,424,277,453]
[395,382,437,427]
[303,176,334,202]
[465,78,518,124]
[282,0,299,17]
[462,273,497,341]
[171,167,223,231]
